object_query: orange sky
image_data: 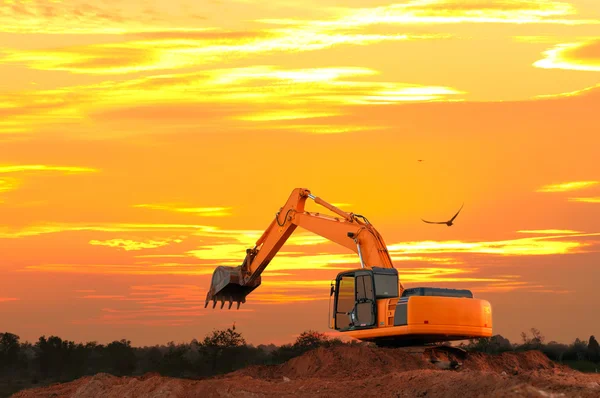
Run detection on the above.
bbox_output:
[1,0,599,347]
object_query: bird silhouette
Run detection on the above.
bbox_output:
[421,203,464,227]
[417,159,424,162]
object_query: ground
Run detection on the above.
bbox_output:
[10,345,600,397]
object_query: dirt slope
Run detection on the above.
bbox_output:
[11,346,600,398]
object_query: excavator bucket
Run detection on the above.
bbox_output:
[204,265,261,309]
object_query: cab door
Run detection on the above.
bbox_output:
[353,272,376,327]
[333,271,376,330]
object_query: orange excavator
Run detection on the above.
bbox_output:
[205,188,492,347]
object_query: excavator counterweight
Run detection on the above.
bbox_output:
[203,188,493,346]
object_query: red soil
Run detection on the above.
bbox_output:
[11,346,600,398]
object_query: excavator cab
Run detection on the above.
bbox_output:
[329,267,492,346]
[331,267,398,331]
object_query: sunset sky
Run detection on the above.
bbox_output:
[1,0,599,347]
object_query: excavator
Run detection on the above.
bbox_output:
[204,188,492,347]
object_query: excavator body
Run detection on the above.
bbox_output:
[328,267,492,346]
[205,188,492,346]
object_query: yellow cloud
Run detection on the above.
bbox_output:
[272,124,381,134]
[569,197,600,203]
[259,0,598,27]
[134,204,232,216]
[513,36,565,44]
[388,233,598,256]
[23,263,218,276]
[0,223,206,238]
[390,255,463,265]
[536,181,599,192]
[0,0,211,34]
[0,66,464,134]
[1,31,429,74]
[0,177,19,193]
[398,267,507,283]
[533,83,600,99]
[235,110,343,121]
[517,229,582,234]
[89,238,183,251]
[0,165,98,174]
[534,39,600,72]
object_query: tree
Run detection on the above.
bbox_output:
[518,328,545,350]
[0,332,21,371]
[293,330,330,352]
[459,335,513,354]
[202,323,246,373]
[566,338,588,361]
[588,336,600,362]
[105,339,136,376]
[202,323,246,349]
[543,341,568,363]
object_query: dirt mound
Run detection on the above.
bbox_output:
[10,347,600,398]
[463,350,562,374]
[236,345,437,379]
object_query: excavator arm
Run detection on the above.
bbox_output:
[204,188,402,309]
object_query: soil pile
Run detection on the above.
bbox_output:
[235,345,437,379]
[10,346,600,398]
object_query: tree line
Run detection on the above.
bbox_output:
[458,328,600,371]
[0,326,351,397]
[0,326,598,396]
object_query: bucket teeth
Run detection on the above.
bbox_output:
[204,265,261,310]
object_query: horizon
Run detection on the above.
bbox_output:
[1,0,599,348]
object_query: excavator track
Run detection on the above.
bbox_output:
[393,345,467,370]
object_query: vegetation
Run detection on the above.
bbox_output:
[459,328,600,370]
[0,327,598,397]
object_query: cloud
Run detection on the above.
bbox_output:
[1,30,436,75]
[258,0,599,27]
[534,39,600,72]
[89,238,183,251]
[23,263,217,275]
[0,0,208,34]
[71,284,220,326]
[387,233,599,256]
[0,297,19,303]
[0,165,98,174]
[533,83,600,99]
[0,177,19,193]
[0,66,465,134]
[536,181,599,192]
[0,165,95,203]
[0,223,207,239]
[21,230,599,278]
[133,204,232,216]
[568,197,600,203]
[517,229,582,234]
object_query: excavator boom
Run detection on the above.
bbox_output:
[204,188,400,309]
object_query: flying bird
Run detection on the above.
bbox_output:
[417,159,424,162]
[421,203,464,227]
